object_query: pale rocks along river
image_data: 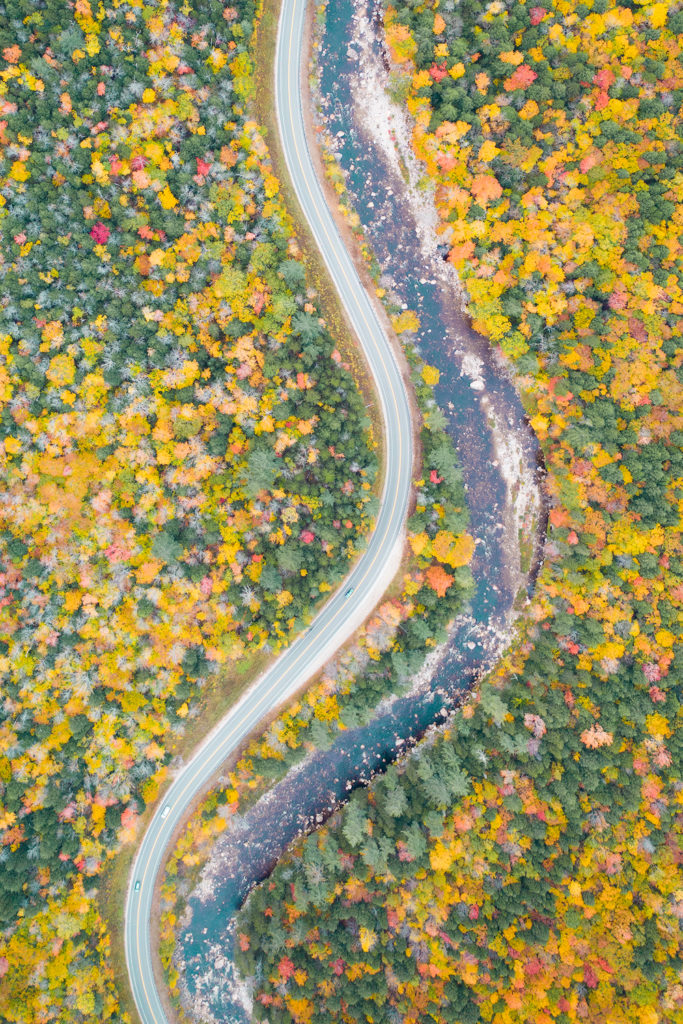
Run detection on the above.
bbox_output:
[174,0,545,1019]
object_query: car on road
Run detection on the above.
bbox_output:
[134,880,141,892]
[345,586,354,597]
[161,805,171,820]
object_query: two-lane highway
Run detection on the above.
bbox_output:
[123,0,413,1019]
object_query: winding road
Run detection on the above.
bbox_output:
[123,0,413,1019]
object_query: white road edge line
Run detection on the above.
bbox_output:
[123,0,413,1020]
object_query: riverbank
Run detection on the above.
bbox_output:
[109,0,409,1020]
[162,353,472,1021]
[164,0,547,1019]
[313,0,546,657]
[235,0,683,1018]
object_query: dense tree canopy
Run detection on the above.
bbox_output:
[0,0,377,1018]
[159,354,474,1011]
[235,1,683,1021]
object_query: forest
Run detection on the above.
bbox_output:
[235,1,683,1022]
[159,350,473,1010]
[0,0,381,1018]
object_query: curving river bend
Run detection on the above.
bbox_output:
[175,0,544,1018]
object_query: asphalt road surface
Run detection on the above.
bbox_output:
[124,0,413,1019]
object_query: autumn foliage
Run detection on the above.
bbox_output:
[160,353,474,1006]
[236,1,683,1022]
[0,0,379,1018]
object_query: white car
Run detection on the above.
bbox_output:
[161,805,171,820]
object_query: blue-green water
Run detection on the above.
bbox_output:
[178,2,544,1019]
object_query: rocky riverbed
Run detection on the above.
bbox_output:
[171,1,546,1019]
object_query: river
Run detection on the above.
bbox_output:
[175,0,544,1019]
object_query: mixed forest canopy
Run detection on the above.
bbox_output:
[236,0,683,1022]
[0,0,378,1018]
[159,352,474,1014]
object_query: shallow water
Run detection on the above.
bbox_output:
[177,1,543,1018]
